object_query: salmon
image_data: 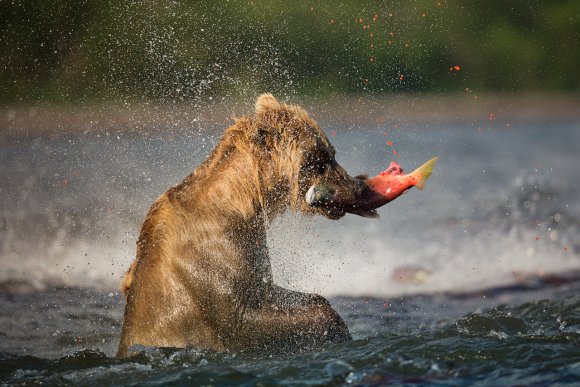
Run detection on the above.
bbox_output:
[353,157,438,218]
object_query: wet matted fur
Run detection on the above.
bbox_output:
[117,94,369,357]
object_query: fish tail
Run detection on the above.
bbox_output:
[412,157,438,190]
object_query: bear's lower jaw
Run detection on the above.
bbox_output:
[323,208,346,220]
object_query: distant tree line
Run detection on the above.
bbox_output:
[1,0,578,103]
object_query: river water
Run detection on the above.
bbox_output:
[1,108,579,385]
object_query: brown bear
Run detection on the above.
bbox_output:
[117,94,381,357]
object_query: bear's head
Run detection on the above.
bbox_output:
[244,94,370,220]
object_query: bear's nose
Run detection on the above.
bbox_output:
[305,184,335,207]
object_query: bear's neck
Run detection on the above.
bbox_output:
[175,141,276,289]
[178,137,283,223]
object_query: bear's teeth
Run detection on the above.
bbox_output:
[305,185,317,205]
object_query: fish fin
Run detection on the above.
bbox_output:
[359,209,380,219]
[354,173,369,180]
[412,157,438,190]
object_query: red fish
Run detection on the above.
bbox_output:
[354,157,438,217]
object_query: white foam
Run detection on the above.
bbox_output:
[268,212,580,297]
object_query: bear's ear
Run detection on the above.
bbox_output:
[255,93,281,116]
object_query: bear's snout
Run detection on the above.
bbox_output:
[305,174,371,220]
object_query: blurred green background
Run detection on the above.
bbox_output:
[1,0,579,103]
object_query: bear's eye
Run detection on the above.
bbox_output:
[316,162,327,174]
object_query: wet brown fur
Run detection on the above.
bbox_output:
[117,94,364,357]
